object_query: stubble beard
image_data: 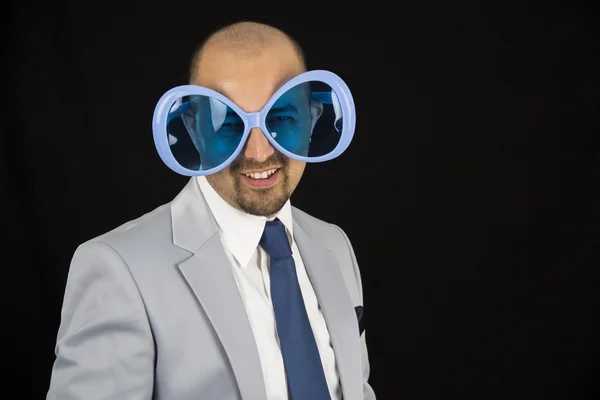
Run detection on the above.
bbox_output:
[232,167,290,217]
[225,152,291,217]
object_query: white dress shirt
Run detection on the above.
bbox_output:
[196,176,342,400]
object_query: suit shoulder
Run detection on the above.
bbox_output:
[292,206,335,229]
[86,203,173,250]
[291,206,350,244]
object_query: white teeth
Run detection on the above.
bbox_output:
[244,169,277,179]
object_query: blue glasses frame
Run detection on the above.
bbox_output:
[152,70,356,176]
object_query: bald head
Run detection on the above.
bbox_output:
[188,21,306,84]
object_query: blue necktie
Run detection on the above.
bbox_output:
[260,219,332,400]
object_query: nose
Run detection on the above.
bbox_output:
[244,128,274,162]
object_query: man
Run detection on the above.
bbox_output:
[47,21,375,400]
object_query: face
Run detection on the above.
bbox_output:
[193,41,307,217]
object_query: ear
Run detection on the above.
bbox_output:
[309,100,324,133]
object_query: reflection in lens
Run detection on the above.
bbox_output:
[265,81,343,158]
[166,95,245,171]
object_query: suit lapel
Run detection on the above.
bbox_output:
[293,219,363,400]
[171,179,267,400]
[178,237,267,400]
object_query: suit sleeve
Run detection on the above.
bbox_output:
[46,240,155,400]
[335,226,377,400]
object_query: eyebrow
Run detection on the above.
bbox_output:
[269,103,299,114]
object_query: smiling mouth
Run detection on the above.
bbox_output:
[241,168,279,180]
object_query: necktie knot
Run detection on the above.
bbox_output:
[260,219,292,259]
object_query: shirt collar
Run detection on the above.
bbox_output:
[195,176,294,267]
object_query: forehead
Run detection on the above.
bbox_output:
[194,42,304,112]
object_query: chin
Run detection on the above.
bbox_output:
[237,192,289,217]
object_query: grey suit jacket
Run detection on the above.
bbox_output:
[47,178,376,400]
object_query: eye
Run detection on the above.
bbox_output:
[269,115,295,122]
[216,120,244,137]
[219,120,244,130]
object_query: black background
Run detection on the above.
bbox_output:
[4,2,599,399]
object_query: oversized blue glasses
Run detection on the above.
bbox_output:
[152,70,356,176]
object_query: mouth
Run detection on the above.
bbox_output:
[240,167,281,188]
